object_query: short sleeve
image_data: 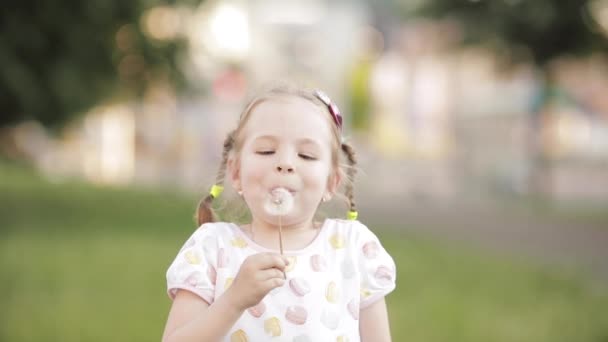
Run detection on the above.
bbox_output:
[354,221,397,309]
[166,224,220,304]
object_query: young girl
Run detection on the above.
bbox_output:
[162,86,396,342]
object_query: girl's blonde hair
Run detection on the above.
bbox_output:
[196,85,358,226]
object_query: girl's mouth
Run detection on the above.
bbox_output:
[269,186,296,195]
[265,187,294,216]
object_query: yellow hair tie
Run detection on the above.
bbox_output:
[347,210,358,220]
[209,185,224,198]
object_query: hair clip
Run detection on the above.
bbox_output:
[313,90,343,132]
[209,185,224,198]
[347,210,358,220]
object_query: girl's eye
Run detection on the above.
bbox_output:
[299,153,317,161]
[256,151,275,155]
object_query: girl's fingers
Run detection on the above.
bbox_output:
[263,277,285,292]
[258,268,285,281]
[255,253,287,271]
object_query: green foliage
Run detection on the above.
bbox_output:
[410,0,607,66]
[348,59,373,132]
[0,0,188,130]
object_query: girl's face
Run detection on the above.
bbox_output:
[230,96,340,226]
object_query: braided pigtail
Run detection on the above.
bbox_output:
[196,131,235,226]
[341,141,358,220]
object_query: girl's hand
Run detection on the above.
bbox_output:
[224,253,288,311]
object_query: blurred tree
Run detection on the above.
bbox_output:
[401,0,608,195]
[409,0,606,65]
[0,0,189,130]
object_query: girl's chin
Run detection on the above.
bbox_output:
[260,212,305,226]
[265,212,321,225]
[265,213,295,223]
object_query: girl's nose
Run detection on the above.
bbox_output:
[276,164,294,173]
[275,148,295,173]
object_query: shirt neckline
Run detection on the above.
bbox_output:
[228,218,332,255]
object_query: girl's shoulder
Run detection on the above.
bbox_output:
[188,221,239,242]
[196,221,236,231]
[325,218,363,230]
[324,218,381,243]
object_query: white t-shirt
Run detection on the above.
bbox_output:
[166,218,396,342]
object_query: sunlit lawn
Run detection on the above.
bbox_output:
[1,162,608,341]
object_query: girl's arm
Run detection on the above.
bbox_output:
[359,298,392,342]
[162,289,243,342]
[162,252,288,342]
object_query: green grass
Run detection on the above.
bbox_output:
[384,236,608,341]
[1,162,608,341]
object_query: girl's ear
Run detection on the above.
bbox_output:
[325,169,342,199]
[227,157,242,192]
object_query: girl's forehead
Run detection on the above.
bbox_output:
[251,96,322,118]
[241,97,333,142]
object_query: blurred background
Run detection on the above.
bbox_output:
[1,0,608,341]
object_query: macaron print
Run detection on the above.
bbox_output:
[247,301,266,318]
[320,308,340,330]
[285,256,297,272]
[230,329,248,342]
[285,305,308,325]
[374,265,394,286]
[347,299,359,320]
[325,281,339,303]
[224,277,234,290]
[360,288,371,299]
[362,241,379,259]
[207,265,217,285]
[329,234,345,249]
[264,317,282,337]
[289,278,310,297]
[184,272,202,287]
[184,250,200,264]
[310,254,327,272]
[231,237,248,248]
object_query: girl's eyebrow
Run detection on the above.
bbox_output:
[251,135,323,147]
[251,135,277,142]
[297,138,323,148]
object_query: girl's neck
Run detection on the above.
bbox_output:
[243,217,321,251]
